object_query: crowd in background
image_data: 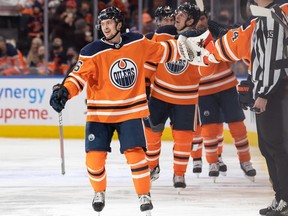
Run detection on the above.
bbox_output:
[0,0,247,76]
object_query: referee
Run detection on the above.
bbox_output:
[241,1,288,216]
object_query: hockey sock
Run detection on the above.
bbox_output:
[125,147,150,195]
[217,123,224,156]
[191,125,203,159]
[228,121,251,162]
[144,127,162,169]
[172,130,193,176]
[202,123,219,164]
[86,151,107,192]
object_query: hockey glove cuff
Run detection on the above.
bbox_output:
[238,80,254,110]
[49,84,69,113]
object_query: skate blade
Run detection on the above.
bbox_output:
[143,210,152,216]
[220,171,227,176]
[150,175,159,183]
[176,188,184,194]
[210,176,217,183]
[245,175,255,182]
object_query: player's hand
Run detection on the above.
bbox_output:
[49,84,69,113]
[177,30,219,66]
[237,80,254,110]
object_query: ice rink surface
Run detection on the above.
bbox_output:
[0,138,273,216]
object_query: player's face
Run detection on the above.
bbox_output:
[196,15,208,31]
[100,19,119,39]
[159,16,175,27]
[174,11,190,31]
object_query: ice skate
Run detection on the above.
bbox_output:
[173,175,186,194]
[209,162,220,183]
[192,158,202,178]
[259,198,278,215]
[139,193,153,216]
[266,200,288,216]
[92,191,105,215]
[150,165,160,182]
[240,161,256,182]
[218,156,227,176]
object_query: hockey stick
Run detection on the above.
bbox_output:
[56,63,76,175]
[195,0,204,12]
[250,4,288,31]
[240,0,249,21]
[59,111,65,175]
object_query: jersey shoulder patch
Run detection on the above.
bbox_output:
[121,32,144,44]
[80,40,110,56]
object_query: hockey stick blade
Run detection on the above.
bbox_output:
[250,5,288,31]
[250,5,273,18]
[195,0,204,12]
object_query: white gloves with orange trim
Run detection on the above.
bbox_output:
[177,30,219,66]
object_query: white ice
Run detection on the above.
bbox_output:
[0,138,273,216]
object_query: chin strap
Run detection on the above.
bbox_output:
[104,30,120,41]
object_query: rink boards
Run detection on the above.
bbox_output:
[0,77,258,146]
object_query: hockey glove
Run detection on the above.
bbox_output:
[238,80,254,110]
[49,84,69,113]
[177,30,219,66]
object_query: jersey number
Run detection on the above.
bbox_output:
[232,31,239,42]
[74,60,83,72]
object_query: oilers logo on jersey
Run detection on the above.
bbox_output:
[164,59,189,75]
[88,133,95,141]
[110,58,137,89]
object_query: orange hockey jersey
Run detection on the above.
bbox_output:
[198,61,238,96]
[144,25,215,105]
[64,32,179,123]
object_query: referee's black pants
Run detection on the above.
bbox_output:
[256,78,288,202]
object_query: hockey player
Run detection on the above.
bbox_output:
[145,5,175,40]
[191,0,288,215]
[190,10,256,181]
[49,6,189,215]
[155,5,175,28]
[144,2,216,190]
[144,6,175,98]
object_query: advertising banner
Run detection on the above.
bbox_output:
[0,77,86,126]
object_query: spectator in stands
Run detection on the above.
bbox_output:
[26,1,44,39]
[142,12,155,35]
[29,44,58,75]
[66,46,78,69]
[218,8,233,25]
[52,0,84,50]
[79,1,93,29]
[26,36,43,67]
[27,44,46,75]
[74,18,93,52]
[130,11,155,34]
[48,37,68,75]
[0,35,28,75]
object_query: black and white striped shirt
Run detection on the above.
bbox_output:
[251,10,287,98]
